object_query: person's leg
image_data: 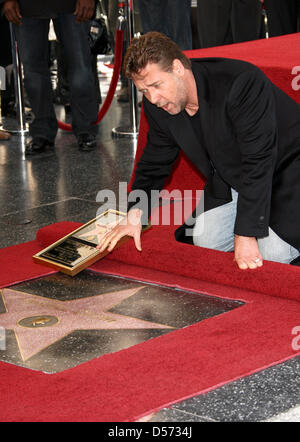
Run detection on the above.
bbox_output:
[258,229,300,264]
[0,15,12,67]
[193,189,237,252]
[264,0,298,37]
[193,188,300,264]
[138,0,166,34]
[231,0,263,43]
[14,17,58,142]
[108,0,118,51]
[196,0,232,48]
[53,14,98,139]
[167,0,193,50]
[55,41,71,106]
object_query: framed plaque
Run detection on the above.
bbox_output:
[33,209,146,276]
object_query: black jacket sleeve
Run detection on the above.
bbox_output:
[227,68,278,238]
[127,99,180,224]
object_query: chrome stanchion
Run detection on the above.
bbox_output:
[112,0,139,138]
[262,7,269,39]
[2,24,28,135]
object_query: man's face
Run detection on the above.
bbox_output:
[132,61,188,115]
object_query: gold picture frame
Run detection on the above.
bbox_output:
[33,209,144,276]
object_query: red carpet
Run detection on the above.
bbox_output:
[0,229,300,422]
[1,34,300,421]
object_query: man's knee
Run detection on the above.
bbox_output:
[193,214,234,252]
[259,245,297,264]
[258,228,300,264]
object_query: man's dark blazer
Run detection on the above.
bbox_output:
[131,58,300,250]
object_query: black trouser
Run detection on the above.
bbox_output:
[0,16,13,115]
[264,0,300,37]
[14,14,98,141]
[196,0,263,48]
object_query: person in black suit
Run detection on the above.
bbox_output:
[262,0,300,37]
[0,14,13,132]
[1,0,99,154]
[97,32,300,270]
[138,0,193,51]
[197,0,264,48]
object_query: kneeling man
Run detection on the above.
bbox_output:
[98,32,300,270]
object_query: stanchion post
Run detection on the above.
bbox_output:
[128,0,138,134]
[112,0,139,138]
[3,23,28,135]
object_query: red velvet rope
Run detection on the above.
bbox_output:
[57,29,124,132]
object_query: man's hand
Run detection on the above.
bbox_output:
[97,208,143,253]
[74,0,95,22]
[3,0,22,25]
[234,235,263,270]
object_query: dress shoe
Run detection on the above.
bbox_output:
[25,137,54,156]
[77,133,97,152]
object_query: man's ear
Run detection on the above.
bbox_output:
[172,59,185,76]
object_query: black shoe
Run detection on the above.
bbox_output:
[77,133,97,152]
[25,137,54,156]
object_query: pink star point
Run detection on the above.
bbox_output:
[0,286,173,361]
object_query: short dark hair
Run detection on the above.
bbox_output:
[124,32,192,78]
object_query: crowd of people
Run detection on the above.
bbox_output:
[0,0,299,146]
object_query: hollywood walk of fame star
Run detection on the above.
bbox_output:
[0,287,174,361]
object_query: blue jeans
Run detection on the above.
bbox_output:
[138,0,193,50]
[14,14,98,141]
[193,189,300,264]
